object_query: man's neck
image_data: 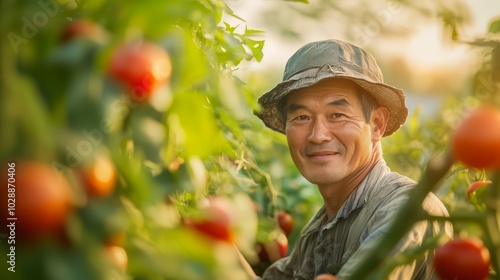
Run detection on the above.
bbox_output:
[318,145,383,219]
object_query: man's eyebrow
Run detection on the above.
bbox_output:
[327,98,350,107]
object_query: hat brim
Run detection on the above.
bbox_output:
[256,66,408,137]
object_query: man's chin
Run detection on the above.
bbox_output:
[303,172,345,186]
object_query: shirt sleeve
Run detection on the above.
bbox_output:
[336,191,452,280]
[259,255,297,279]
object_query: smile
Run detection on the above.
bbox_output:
[306,151,339,159]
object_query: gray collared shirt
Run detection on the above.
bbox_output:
[257,160,452,280]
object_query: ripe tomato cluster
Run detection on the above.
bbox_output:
[255,210,294,264]
[27,19,173,270]
[444,105,499,280]
[184,197,294,265]
[0,158,127,270]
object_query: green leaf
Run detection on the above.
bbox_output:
[241,37,265,62]
[168,90,231,159]
[488,17,500,33]
[223,22,238,33]
[244,27,265,36]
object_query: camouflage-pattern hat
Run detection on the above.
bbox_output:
[256,39,408,137]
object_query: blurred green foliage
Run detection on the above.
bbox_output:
[0,0,277,279]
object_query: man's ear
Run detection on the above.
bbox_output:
[370,107,389,141]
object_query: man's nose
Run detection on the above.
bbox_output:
[307,119,332,144]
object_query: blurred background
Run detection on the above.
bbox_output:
[0,0,499,279]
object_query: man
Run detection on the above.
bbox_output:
[246,39,452,279]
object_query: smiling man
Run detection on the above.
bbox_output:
[248,39,453,280]
[284,78,388,220]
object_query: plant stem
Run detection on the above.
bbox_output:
[423,211,484,224]
[344,153,454,280]
[485,171,500,278]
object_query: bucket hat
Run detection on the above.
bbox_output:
[256,39,408,137]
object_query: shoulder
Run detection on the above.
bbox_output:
[366,170,415,205]
[422,191,450,216]
[364,161,416,200]
[380,170,449,216]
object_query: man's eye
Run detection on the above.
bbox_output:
[297,115,309,121]
[288,115,309,122]
[332,113,345,118]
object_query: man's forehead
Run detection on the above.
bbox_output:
[286,79,360,105]
[294,78,357,94]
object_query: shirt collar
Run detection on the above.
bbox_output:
[301,160,391,236]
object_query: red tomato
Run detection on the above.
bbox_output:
[277,210,294,237]
[186,197,234,243]
[79,155,116,197]
[108,42,172,102]
[188,219,232,243]
[60,19,107,43]
[315,275,339,280]
[434,238,490,280]
[467,180,492,199]
[451,105,500,170]
[257,232,288,263]
[0,161,72,241]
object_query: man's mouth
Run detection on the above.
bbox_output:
[306,151,338,157]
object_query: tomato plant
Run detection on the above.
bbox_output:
[277,210,294,237]
[451,105,500,170]
[108,41,172,102]
[467,180,492,211]
[0,161,72,241]
[2,0,500,279]
[468,180,492,198]
[434,238,491,280]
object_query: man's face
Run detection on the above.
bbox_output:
[284,79,376,186]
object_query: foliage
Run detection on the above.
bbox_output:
[0,0,294,279]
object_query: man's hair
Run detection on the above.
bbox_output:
[277,82,378,130]
[356,85,377,123]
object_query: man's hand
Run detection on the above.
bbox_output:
[315,274,339,280]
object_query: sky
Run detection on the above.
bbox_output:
[225,0,499,72]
